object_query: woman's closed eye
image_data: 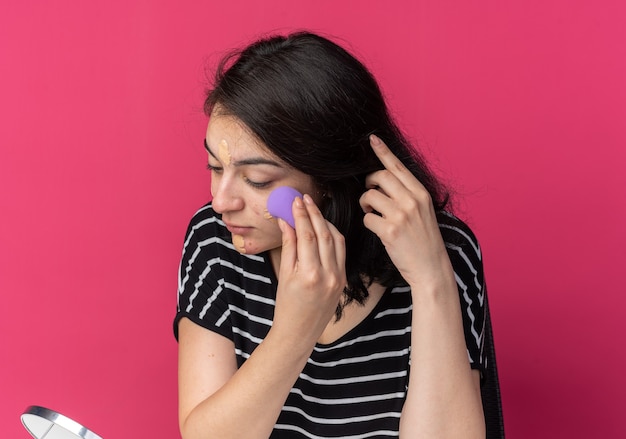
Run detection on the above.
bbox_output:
[208,163,272,189]
[206,163,223,174]
[243,176,272,189]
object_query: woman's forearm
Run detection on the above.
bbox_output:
[400,276,485,439]
[181,329,314,439]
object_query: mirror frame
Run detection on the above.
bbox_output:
[21,406,103,439]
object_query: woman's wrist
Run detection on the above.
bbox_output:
[264,323,318,363]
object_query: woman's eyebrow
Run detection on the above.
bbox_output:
[203,139,283,167]
[203,138,215,155]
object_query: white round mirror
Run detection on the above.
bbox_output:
[21,406,103,439]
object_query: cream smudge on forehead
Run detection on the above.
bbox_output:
[218,139,231,165]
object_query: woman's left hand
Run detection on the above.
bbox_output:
[359,135,454,290]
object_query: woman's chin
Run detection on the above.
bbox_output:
[231,234,280,256]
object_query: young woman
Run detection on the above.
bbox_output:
[175,31,493,438]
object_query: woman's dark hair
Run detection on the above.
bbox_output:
[204,31,450,316]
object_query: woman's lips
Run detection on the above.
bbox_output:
[224,222,252,235]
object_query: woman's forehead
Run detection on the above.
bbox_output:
[206,114,274,159]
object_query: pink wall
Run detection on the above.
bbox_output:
[2,1,624,437]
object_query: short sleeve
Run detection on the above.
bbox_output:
[438,211,487,376]
[173,204,233,341]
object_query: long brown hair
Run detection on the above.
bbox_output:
[205,31,450,313]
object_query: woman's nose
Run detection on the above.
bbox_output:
[211,178,244,214]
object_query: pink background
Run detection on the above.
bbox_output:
[2,1,625,437]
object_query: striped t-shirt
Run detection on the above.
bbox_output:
[174,203,487,438]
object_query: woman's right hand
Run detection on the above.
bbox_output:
[272,194,347,347]
[179,194,346,439]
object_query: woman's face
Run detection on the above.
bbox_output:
[205,111,319,257]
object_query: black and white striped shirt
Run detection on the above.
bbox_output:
[175,203,486,438]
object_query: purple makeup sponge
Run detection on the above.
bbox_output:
[266,186,303,229]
